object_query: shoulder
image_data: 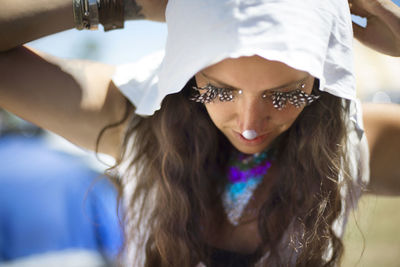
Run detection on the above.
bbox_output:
[362,103,400,195]
[362,103,400,148]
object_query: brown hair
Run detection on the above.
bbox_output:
[107,77,352,266]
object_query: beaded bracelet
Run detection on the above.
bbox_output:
[87,0,100,30]
[99,0,124,31]
[73,0,124,31]
[73,0,84,30]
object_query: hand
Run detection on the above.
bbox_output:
[349,0,400,56]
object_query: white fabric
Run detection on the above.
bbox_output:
[113,50,164,115]
[113,0,359,130]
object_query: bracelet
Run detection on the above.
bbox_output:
[73,0,124,31]
[73,0,84,30]
[87,0,100,30]
[98,0,124,31]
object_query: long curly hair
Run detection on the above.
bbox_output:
[106,77,353,266]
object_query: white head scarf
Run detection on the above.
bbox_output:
[114,0,363,132]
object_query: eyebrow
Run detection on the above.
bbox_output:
[201,72,308,91]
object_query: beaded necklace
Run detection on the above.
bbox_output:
[222,148,274,226]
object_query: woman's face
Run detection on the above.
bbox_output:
[194,56,315,154]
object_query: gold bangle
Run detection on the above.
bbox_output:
[88,0,100,30]
[99,0,124,31]
[73,0,84,30]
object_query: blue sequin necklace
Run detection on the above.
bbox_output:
[222,148,274,225]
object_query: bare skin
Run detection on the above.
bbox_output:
[350,0,400,56]
[349,0,400,194]
[0,0,399,188]
[196,57,312,252]
[0,0,167,51]
[363,103,400,195]
[0,0,167,157]
[195,57,314,155]
[0,1,399,254]
[0,46,126,158]
[198,56,400,253]
[205,165,279,254]
[0,0,74,51]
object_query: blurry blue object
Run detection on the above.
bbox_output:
[0,135,123,262]
[351,14,367,28]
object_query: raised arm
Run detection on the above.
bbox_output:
[0,0,74,51]
[0,0,167,157]
[350,0,400,56]
[0,0,167,51]
[351,1,400,194]
[0,46,129,158]
[363,103,400,195]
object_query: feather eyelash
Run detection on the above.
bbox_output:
[271,89,320,110]
[190,84,234,103]
[190,84,320,109]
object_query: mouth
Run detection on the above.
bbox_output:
[233,130,269,145]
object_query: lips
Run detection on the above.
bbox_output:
[233,130,269,145]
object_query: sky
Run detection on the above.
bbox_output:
[28,0,400,65]
[28,21,167,64]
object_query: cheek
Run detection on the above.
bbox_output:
[204,103,234,128]
[204,102,305,133]
[270,106,304,130]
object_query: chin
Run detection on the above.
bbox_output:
[232,143,270,155]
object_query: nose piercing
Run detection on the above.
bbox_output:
[242,130,258,140]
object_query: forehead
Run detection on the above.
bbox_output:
[199,56,309,90]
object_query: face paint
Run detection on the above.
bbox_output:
[242,130,258,140]
[190,78,320,110]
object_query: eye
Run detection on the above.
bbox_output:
[190,83,236,104]
[270,91,289,110]
[269,88,320,110]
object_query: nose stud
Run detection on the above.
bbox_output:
[242,130,258,140]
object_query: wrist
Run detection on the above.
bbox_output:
[124,0,145,21]
[73,0,125,31]
[132,0,167,22]
[98,0,124,31]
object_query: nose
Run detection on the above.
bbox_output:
[237,95,270,133]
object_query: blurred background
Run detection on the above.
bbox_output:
[1,1,400,266]
[0,20,167,267]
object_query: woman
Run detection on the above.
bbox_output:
[1,0,400,266]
